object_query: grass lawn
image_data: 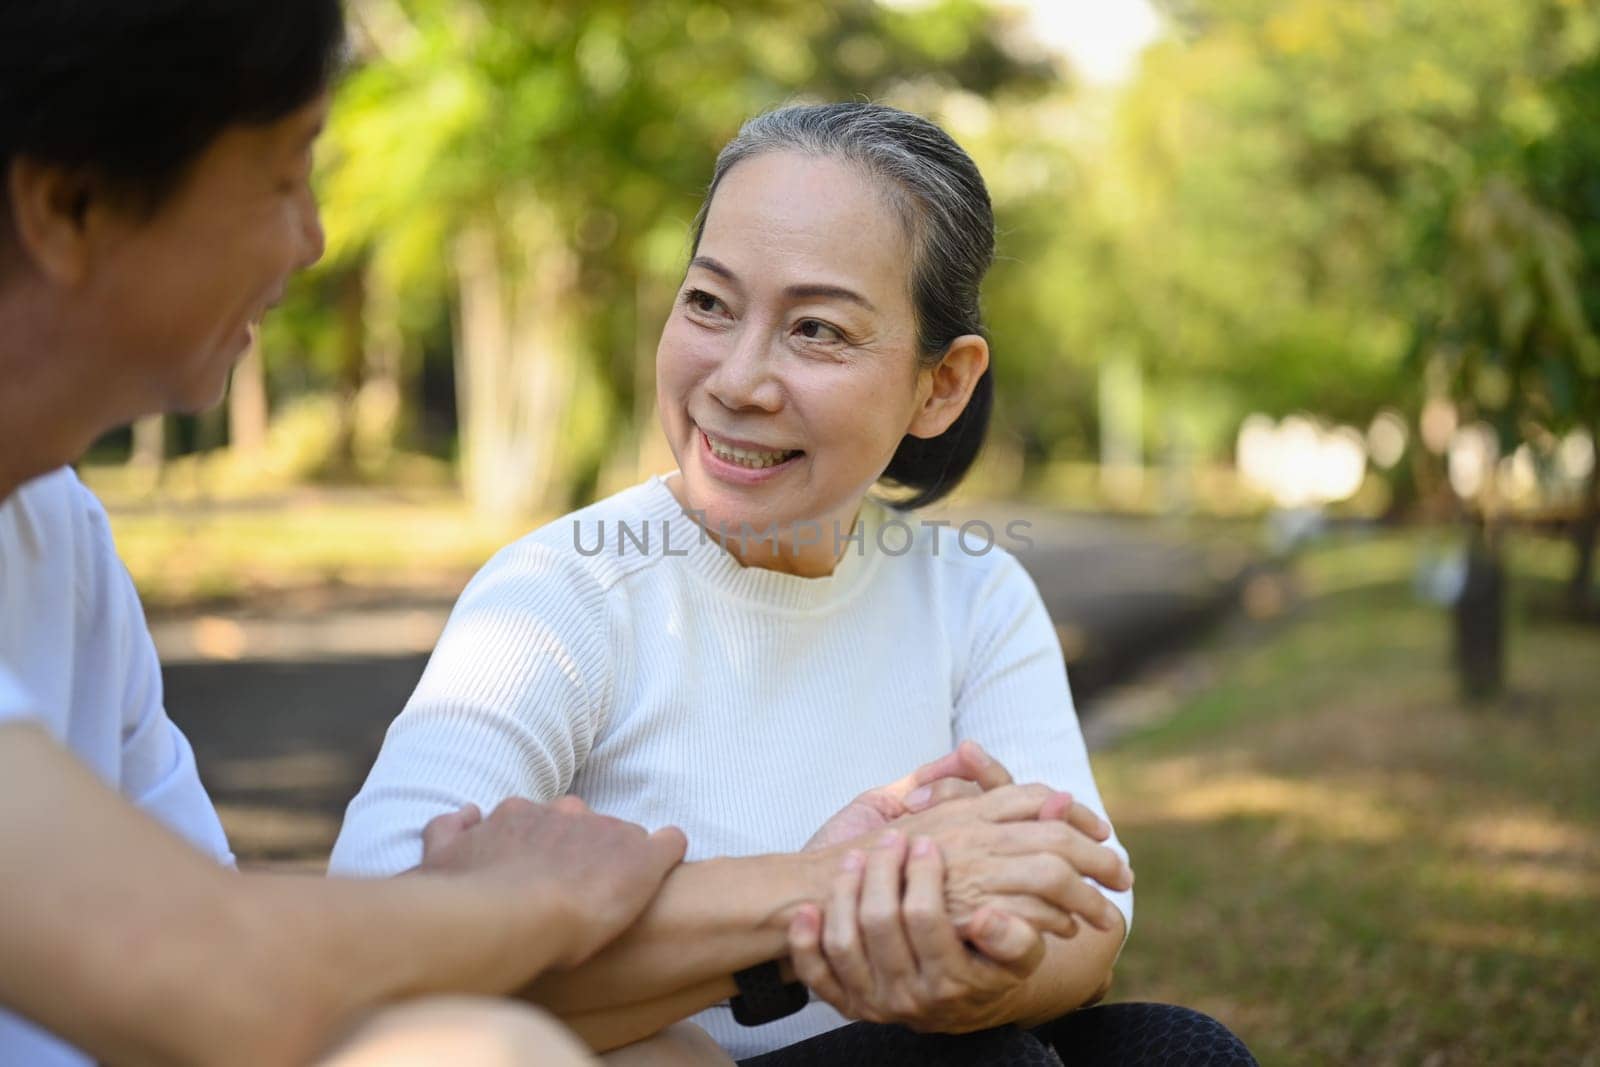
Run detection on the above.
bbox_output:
[1096,533,1598,1066]
[92,484,524,612]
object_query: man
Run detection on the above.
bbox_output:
[0,4,687,1064]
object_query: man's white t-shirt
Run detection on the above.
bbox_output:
[0,662,31,723]
[0,467,232,1067]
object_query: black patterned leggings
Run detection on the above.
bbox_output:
[737,1002,1257,1066]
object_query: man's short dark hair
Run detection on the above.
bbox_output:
[0,1,346,217]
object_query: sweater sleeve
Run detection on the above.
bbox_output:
[329,541,613,877]
[951,552,1133,937]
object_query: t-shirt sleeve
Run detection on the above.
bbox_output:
[951,553,1133,938]
[79,487,236,868]
[328,542,611,878]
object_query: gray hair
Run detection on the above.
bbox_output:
[689,101,996,508]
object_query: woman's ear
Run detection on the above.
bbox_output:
[907,334,989,440]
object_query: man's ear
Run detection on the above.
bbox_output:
[907,334,990,440]
[6,157,97,286]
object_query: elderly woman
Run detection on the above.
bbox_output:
[332,103,1248,1066]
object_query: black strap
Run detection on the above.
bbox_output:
[730,960,810,1026]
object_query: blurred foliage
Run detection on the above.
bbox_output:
[240,0,1600,518]
[1101,0,1598,429]
[283,0,1054,515]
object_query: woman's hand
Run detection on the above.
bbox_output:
[896,784,1132,939]
[803,742,1003,851]
[805,740,1113,851]
[787,830,1046,1033]
[902,743,1115,844]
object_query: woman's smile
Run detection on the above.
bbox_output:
[698,427,805,484]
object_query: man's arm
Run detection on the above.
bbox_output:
[0,723,670,1067]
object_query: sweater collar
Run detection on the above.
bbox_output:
[640,474,883,614]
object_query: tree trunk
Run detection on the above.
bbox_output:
[1098,350,1144,506]
[1569,445,1599,617]
[358,266,406,466]
[228,336,269,454]
[331,262,368,477]
[453,217,581,522]
[1454,518,1506,703]
[130,415,165,473]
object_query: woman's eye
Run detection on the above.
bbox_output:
[684,289,724,315]
[796,319,844,343]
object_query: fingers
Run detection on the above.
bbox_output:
[983,821,1133,893]
[973,783,1058,822]
[980,894,1081,941]
[899,742,1013,811]
[420,803,482,858]
[552,795,589,815]
[987,853,1125,933]
[901,835,967,973]
[1038,791,1112,843]
[857,833,917,982]
[906,749,974,790]
[955,740,1014,790]
[821,850,874,1000]
[853,788,908,822]
[648,824,689,869]
[788,904,849,1013]
[960,907,1047,978]
[903,777,983,814]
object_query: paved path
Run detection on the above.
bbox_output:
[158,510,1257,866]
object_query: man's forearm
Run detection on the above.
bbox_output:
[526,849,835,1019]
[230,870,570,1053]
[0,725,565,1066]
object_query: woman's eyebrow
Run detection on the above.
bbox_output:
[689,255,741,288]
[784,283,876,312]
[689,256,875,311]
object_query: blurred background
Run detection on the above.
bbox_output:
[85,1,1596,1062]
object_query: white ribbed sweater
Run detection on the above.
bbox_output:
[330,476,1131,1058]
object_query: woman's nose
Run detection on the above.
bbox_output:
[705,329,783,412]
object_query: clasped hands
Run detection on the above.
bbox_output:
[791,741,1133,1033]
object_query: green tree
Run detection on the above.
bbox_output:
[313,0,1048,519]
[1120,0,1600,686]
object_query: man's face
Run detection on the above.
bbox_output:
[84,94,329,415]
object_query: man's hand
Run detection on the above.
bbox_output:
[419,796,687,970]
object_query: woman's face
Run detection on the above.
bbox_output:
[656,151,933,570]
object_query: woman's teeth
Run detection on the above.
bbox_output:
[708,437,798,469]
